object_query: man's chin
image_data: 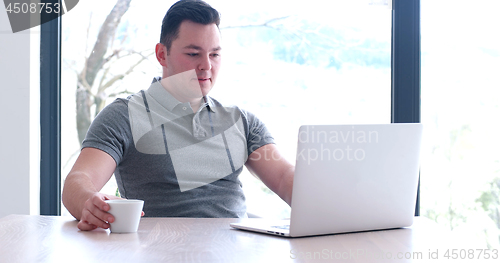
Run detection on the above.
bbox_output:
[199,85,213,97]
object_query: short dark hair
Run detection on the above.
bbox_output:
[160,0,220,53]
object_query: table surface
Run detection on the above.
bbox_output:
[0,215,483,263]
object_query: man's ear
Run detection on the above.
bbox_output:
[155,43,168,67]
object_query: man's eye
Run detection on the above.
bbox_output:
[211,53,220,57]
[187,53,198,57]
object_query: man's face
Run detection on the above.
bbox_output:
[159,20,221,102]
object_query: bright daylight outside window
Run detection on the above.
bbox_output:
[61,0,391,218]
[420,0,500,248]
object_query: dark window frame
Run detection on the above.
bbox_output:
[39,0,421,216]
[40,0,61,215]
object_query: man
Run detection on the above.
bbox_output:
[62,0,294,231]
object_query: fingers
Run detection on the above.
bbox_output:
[78,193,115,231]
[78,211,107,231]
[77,220,98,231]
[105,195,125,201]
[79,205,109,230]
[93,194,112,214]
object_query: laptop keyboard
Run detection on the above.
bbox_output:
[271,225,290,230]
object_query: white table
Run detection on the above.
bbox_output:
[0,215,490,262]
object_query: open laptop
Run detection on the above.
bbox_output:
[230,123,423,237]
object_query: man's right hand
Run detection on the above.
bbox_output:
[77,193,123,231]
[62,148,119,231]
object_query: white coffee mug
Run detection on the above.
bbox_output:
[105,199,144,233]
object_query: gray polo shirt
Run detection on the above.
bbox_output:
[82,77,274,217]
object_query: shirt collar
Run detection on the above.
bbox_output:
[148,77,216,113]
[203,96,217,113]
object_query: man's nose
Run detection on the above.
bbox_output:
[198,55,212,71]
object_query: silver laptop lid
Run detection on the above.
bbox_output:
[289,124,422,237]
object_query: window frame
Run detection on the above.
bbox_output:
[40,0,61,215]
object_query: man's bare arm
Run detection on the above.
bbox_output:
[62,147,118,230]
[245,144,294,206]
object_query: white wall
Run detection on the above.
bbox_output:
[0,4,39,218]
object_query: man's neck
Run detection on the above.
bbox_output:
[189,98,204,113]
[159,75,205,113]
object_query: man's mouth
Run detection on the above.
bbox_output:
[198,78,210,82]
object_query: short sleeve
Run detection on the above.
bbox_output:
[240,109,275,156]
[81,98,132,165]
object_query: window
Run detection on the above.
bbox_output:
[60,0,392,218]
[421,0,500,248]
